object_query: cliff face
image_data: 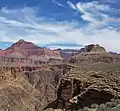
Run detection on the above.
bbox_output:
[79,44,106,53]
[0,63,120,111]
[0,49,5,56]
[0,43,120,111]
[4,39,61,58]
[55,63,120,110]
[0,65,63,111]
[70,44,120,64]
[0,39,63,64]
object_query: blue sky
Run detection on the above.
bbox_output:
[0,0,120,51]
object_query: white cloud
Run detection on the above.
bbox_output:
[75,1,120,32]
[100,0,119,4]
[0,5,119,52]
[76,1,111,24]
[67,1,76,10]
[52,0,65,7]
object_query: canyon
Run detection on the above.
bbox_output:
[0,40,120,111]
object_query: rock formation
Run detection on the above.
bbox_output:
[70,44,120,64]
[56,67,120,110]
[0,42,120,111]
[0,39,63,64]
[0,49,5,56]
[0,65,64,111]
[0,63,120,111]
[5,39,61,58]
[79,44,106,53]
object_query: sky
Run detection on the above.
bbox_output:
[0,0,120,52]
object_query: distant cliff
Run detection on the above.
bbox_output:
[70,44,120,64]
[0,39,63,64]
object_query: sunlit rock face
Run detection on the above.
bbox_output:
[70,44,120,64]
[0,65,63,111]
[4,39,61,58]
[0,39,63,65]
[82,44,106,52]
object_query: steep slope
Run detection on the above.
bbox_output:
[4,39,61,59]
[57,70,120,110]
[0,63,120,111]
[0,49,5,56]
[0,65,63,111]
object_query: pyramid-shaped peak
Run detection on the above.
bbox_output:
[9,39,36,50]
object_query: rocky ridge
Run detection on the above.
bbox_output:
[0,39,63,64]
[70,44,120,64]
[0,65,63,111]
[1,63,120,111]
[5,39,61,58]
[0,43,120,111]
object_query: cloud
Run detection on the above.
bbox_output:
[100,0,119,4]
[0,7,69,43]
[76,1,110,23]
[76,1,109,23]
[52,0,65,7]
[75,1,120,32]
[0,4,120,52]
[67,1,76,10]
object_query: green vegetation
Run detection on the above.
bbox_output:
[74,99,120,111]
